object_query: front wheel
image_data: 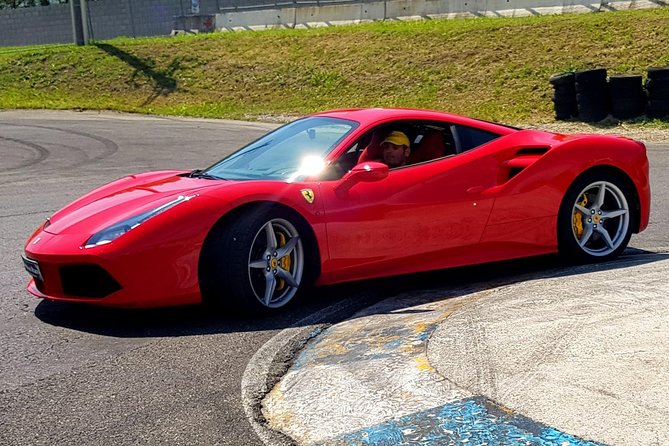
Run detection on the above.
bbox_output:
[558,173,634,262]
[200,207,306,313]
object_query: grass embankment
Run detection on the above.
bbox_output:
[0,8,668,125]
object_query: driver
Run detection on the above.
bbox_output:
[380,131,411,168]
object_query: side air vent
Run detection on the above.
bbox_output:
[515,147,550,156]
[504,147,550,180]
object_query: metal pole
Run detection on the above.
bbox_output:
[69,0,84,46]
[128,0,137,38]
[80,0,89,45]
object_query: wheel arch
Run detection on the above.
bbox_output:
[198,200,322,288]
[562,164,641,234]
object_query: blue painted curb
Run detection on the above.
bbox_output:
[315,397,605,446]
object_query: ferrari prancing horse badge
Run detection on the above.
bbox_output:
[301,189,315,204]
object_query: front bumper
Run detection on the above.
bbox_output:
[24,230,202,309]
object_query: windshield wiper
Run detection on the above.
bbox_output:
[189,169,222,180]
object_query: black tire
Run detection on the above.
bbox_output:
[646,99,669,118]
[646,79,669,99]
[647,66,669,81]
[553,101,578,120]
[610,78,646,119]
[576,91,609,121]
[609,74,643,89]
[553,88,577,98]
[554,109,575,121]
[552,96,577,106]
[578,109,608,122]
[550,73,578,120]
[558,172,635,263]
[199,206,313,313]
[575,69,608,100]
[549,72,575,87]
[553,81,576,91]
[575,68,608,85]
[611,103,645,120]
[553,104,578,115]
[553,89,577,100]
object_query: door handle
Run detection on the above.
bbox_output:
[467,186,484,194]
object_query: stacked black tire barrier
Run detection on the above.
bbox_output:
[609,74,646,120]
[549,66,669,122]
[549,73,578,120]
[575,68,609,122]
[646,66,669,119]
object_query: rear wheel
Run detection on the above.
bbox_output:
[200,207,306,313]
[558,173,634,262]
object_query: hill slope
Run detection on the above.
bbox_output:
[0,7,668,125]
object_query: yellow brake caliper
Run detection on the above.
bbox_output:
[573,193,588,239]
[276,232,292,291]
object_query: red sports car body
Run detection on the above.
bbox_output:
[23,109,650,310]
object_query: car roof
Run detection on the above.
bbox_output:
[311,108,518,135]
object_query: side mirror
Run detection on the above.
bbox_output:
[343,162,389,183]
[336,162,388,194]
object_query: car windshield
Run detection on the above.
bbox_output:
[205,117,359,181]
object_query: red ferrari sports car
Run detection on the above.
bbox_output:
[23,108,650,311]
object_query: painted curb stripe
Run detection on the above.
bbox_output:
[264,294,613,445]
[315,397,604,446]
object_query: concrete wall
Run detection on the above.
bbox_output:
[0,0,221,47]
[0,0,666,46]
[0,3,72,46]
[216,0,669,31]
[217,0,666,30]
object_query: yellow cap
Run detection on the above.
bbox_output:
[381,131,410,148]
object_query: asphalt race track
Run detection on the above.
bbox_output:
[0,110,372,446]
[0,111,667,446]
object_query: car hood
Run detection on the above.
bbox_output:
[45,171,224,235]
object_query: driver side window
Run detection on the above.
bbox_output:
[319,141,364,181]
[320,121,457,180]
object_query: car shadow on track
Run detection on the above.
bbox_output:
[34,248,668,338]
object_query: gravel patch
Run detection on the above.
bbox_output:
[522,120,669,143]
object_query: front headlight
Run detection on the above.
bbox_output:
[84,195,195,248]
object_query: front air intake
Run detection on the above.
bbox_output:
[60,264,122,298]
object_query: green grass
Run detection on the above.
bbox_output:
[1,8,668,126]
